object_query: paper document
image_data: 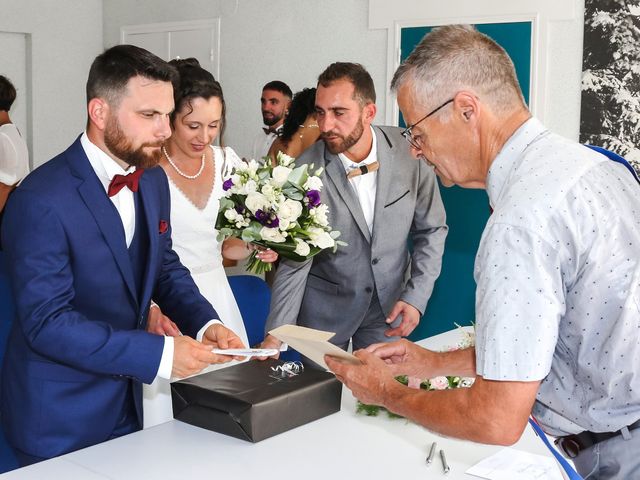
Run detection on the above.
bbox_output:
[466,447,564,480]
[211,348,280,357]
[269,324,361,370]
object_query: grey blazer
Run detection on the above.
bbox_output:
[265,125,447,345]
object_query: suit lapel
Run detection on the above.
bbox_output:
[69,138,138,307]
[372,127,400,244]
[324,151,371,243]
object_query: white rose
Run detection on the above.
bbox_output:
[261,183,275,196]
[303,175,323,191]
[244,179,258,193]
[278,219,291,231]
[294,238,311,257]
[278,199,303,221]
[310,204,329,227]
[308,227,335,249]
[224,209,239,221]
[245,192,268,213]
[260,226,287,243]
[272,166,293,187]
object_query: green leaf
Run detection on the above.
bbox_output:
[287,164,309,188]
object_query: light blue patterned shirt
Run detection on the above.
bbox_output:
[475,117,640,436]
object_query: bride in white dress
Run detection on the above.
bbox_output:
[143,58,276,428]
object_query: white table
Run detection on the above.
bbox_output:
[1,328,563,479]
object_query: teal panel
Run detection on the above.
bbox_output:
[399,23,532,340]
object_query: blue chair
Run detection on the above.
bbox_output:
[0,252,19,473]
[227,274,300,362]
[585,144,640,184]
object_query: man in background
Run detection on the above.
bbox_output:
[250,80,291,160]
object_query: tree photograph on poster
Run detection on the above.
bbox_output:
[580,0,640,174]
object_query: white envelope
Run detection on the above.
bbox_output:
[269,324,361,370]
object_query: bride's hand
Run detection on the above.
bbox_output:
[254,246,278,263]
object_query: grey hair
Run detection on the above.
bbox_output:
[391,24,526,114]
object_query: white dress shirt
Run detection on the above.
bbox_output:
[339,126,378,234]
[250,125,282,161]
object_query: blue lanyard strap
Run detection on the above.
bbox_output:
[528,418,583,480]
[585,144,640,184]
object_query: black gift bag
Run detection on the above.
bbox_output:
[171,359,342,442]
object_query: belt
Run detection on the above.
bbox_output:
[555,418,640,458]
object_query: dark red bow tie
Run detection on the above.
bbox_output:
[108,169,144,197]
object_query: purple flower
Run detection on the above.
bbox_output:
[223,178,234,191]
[235,205,245,214]
[255,209,280,228]
[306,190,321,208]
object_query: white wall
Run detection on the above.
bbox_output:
[0,0,103,168]
[103,0,585,157]
[103,0,388,158]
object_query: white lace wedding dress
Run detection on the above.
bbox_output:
[143,145,249,428]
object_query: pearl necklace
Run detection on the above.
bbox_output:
[162,146,206,179]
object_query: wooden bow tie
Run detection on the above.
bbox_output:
[346,161,379,179]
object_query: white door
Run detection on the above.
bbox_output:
[0,31,31,166]
[121,19,220,80]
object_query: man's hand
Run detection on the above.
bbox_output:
[366,339,434,378]
[201,323,246,357]
[147,304,181,336]
[385,300,421,337]
[254,334,282,361]
[172,336,232,378]
[325,349,402,407]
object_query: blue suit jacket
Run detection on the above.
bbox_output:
[0,137,217,458]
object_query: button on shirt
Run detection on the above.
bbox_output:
[339,126,378,234]
[81,133,178,379]
[475,118,640,436]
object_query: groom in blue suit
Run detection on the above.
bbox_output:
[0,45,245,465]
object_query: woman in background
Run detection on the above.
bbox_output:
[144,58,276,427]
[268,87,319,161]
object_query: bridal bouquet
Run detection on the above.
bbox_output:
[216,152,345,274]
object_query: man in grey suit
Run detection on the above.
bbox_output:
[260,62,447,354]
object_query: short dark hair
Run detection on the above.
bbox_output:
[86,44,177,107]
[0,75,17,112]
[317,62,376,106]
[280,88,316,143]
[262,80,292,99]
[169,57,227,144]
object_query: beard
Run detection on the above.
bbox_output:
[321,118,364,155]
[104,116,162,169]
[262,111,283,127]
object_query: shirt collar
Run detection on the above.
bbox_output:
[486,117,547,209]
[80,132,136,191]
[339,126,378,172]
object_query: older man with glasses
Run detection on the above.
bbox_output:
[327,25,640,480]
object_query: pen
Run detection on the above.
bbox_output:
[440,449,450,474]
[426,441,437,465]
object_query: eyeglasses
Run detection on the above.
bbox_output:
[401,98,454,150]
